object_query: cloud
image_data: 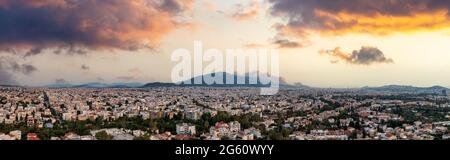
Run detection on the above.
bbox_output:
[0,55,37,85]
[231,1,260,21]
[128,68,142,74]
[244,43,267,48]
[0,65,16,85]
[81,64,90,71]
[117,76,136,81]
[0,0,194,55]
[96,77,105,82]
[319,46,394,65]
[10,63,37,75]
[202,1,217,12]
[55,78,69,84]
[272,38,308,48]
[269,0,450,44]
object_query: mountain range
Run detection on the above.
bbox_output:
[361,85,449,94]
[46,82,144,88]
[142,72,301,88]
[38,72,450,95]
[44,72,305,89]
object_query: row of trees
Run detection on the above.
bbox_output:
[0,111,265,140]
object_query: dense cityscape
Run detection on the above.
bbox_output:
[0,86,449,140]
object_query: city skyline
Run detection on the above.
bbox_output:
[1,86,449,140]
[1,0,450,88]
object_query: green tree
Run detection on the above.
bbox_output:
[221,136,231,140]
[95,131,113,140]
[268,130,284,140]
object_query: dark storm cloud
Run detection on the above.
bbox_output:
[268,0,450,45]
[270,0,448,17]
[0,65,16,85]
[0,56,38,75]
[10,62,38,75]
[160,0,194,13]
[0,55,37,85]
[0,0,194,55]
[320,46,394,65]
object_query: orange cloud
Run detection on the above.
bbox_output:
[313,9,450,36]
[203,1,217,12]
[244,43,268,48]
[269,0,450,47]
[231,1,260,21]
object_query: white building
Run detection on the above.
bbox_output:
[176,123,196,135]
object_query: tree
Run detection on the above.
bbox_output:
[349,131,358,140]
[203,121,209,132]
[149,120,158,132]
[95,131,113,140]
[212,112,232,124]
[221,136,231,140]
[268,130,284,140]
[133,133,150,140]
[281,129,291,138]
[239,116,251,129]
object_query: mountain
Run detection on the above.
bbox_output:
[289,82,311,89]
[109,82,143,88]
[46,83,74,88]
[73,82,110,88]
[142,72,304,88]
[182,72,271,87]
[361,85,449,94]
[23,81,450,93]
[46,82,143,88]
[140,82,177,88]
[0,84,22,88]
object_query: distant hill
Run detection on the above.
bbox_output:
[15,81,450,93]
[46,82,143,88]
[72,82,110,88]
[109,82,143,88]
[46,83,74,88]
[361,85,449,94]
[0,84,21,88]
[140,82,177,88]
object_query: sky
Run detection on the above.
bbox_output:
[1,0,450,88]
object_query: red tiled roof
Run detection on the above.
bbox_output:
[27,133,40,140]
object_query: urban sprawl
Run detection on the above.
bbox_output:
[0,87,449,140]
